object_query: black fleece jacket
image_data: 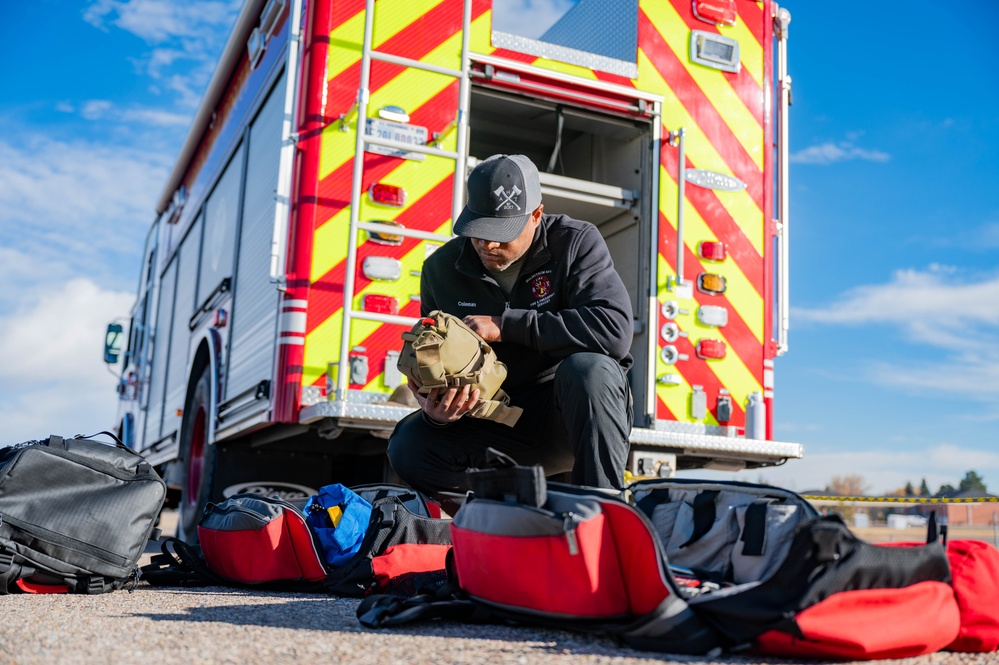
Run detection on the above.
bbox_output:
[420,213,634,392]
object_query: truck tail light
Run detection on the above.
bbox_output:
[698,273,727,295]
[693,0,737,26]
[699,241,726,262]
[366,220,404,246]
[369,183,406,207]
[696,338,727,359]
[362,256,402,281]
[697,305,728,327]
[363,294,399,315]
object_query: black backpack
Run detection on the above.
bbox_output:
[0,433,166,594]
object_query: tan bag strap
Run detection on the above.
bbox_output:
[468,397,523,427]
[411,335,447,389]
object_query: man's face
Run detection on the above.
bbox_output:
[471,205,543,272]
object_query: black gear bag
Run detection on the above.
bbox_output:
[0,433,166,594]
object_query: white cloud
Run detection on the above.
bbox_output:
[977,222,999,249]
[795,266,999,345]
[84,0,239,44]
[80,99,113,120]
[492,0,578,40]
[142,47,187,79]
[790,141,890,165]
[83,0,241,110]
[925,220,999,251]
[793,266,999,399]
[0,135,170,288]
[866,360,999,401]
[0,278,134,444]
[120,108,191,127]
[682,443,999,496]
[70,99,191,127]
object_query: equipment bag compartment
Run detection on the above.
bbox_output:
[0,433,166,594]
[628,478,818,588]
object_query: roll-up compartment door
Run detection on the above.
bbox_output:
[226,72,286,406]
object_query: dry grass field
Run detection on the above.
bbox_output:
[852,524,999,547]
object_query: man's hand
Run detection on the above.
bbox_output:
[408,378,480,424]
[463,315,502,342]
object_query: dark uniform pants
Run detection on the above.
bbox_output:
[387,353,632,498]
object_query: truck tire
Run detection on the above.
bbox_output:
[177,366,216,543]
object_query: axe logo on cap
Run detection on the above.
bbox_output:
[493,184,523,211]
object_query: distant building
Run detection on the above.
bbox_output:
[919,490,999,527]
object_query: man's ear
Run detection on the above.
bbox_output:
[531,204,544,224]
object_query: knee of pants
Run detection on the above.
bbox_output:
[554,353,626,396]
[386,415,429,483]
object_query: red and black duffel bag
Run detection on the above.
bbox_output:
[143,486,452,597]
[359,463,976,659]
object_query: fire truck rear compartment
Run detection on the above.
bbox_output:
[469,87,654,424]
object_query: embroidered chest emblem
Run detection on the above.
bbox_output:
[531,275,551,299]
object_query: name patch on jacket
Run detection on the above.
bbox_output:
[525,270,554,307]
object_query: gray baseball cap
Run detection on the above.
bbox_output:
[454,154,542,243]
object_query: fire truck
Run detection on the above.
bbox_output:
[105,0,801,540]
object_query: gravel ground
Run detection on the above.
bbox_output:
[2,586,993,665]
[2,512,995,665]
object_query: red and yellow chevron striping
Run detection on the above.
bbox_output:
[290,0,777,436]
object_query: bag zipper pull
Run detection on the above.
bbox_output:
[563,512,578,555]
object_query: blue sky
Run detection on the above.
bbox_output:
[1,0,997,496]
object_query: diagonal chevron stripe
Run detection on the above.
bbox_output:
[662,0,766,113]
[656,257,760,426]
[659,152,764,298]
[638,19,764,210]
[656,240,764,381]
[299,0,775,423]
[320,7,485,180]
[635,52,764,253]
[303,177,453,387]
[641,2,764,172]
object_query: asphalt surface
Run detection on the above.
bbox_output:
[4,585,993,665]
[1,511,994,665]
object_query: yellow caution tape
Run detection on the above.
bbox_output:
[801,495,999,504]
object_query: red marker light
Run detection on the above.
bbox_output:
[362,294,399,315]
[369,183,406,207]
[696,339,727,359]
[699,241,726,262]
[693,0,737,26]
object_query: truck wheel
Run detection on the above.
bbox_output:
[177,367,216,543]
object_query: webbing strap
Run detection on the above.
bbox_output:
[0,550,20,595]
[635,489,671,519]
[82,576,106,594]
[680,490,719,548]
[413,337,446,388]
[467,388,522,426]
[740,500,773,556]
